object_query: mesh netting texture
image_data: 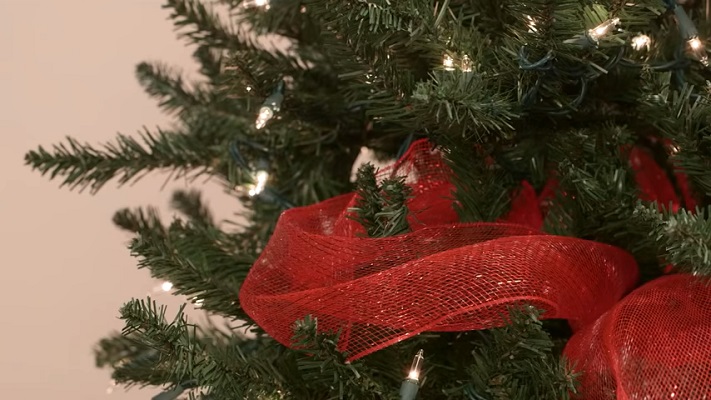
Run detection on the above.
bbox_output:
[564,274,711,399]
[239,139,710,396]
[240,140,640,357]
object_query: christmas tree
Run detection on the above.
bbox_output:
[24,0,711,398]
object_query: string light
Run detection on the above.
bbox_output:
[443,54,455,71]
[631,34,651,51]
[248,169,270,197]
[687,37,709,66]
[408,349,424,380]
[525,15,538,33]
[565,17,620,48]
[241,0,270,9]
[400,349,424,400]
[106,379,117,395]
[241,158,271,197]
[255,81,285,130]
[587,18,620,42]
[460,54,473,72]
[673,5,709,66]
[255,107,275,130]
[161,281,173,292]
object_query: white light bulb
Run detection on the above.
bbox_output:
[525,15,538,33]
[443,54,455,71]
[161,281,173,292]
[689,37,703,50]
[241,0,269,8]
[246,86,253,92]
[631,34,651,51]
[106,379,117,395]
[255,106,274,130]
[588,18,620,41]
[687,37,709,66]
[190,297,205,308]
[248,169,270,197]
[461,54,473,72]
[407,349,424,381]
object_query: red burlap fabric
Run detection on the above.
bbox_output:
[564,274,711,399]
[240,140,638,359]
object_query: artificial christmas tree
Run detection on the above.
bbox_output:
[25,0,711,398]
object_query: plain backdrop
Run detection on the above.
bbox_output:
[0,1,240,399]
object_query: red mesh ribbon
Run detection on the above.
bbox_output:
[240,140,640,360]
[564,274,711,399]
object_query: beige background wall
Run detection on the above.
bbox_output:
[0,1,237,399]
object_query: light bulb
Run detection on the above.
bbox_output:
[254,82,284,129]
[631,34,651,51]
[443,54,455,71]
[161,281,173,292]
[687,37,709,66]
[588,18,620,41]
[525,15,538,33]
[255,106,274,130]
[241,0,270,8]
[407,349,424,381]
[460,54,473,72]
[106,379,117,395]
[689,37,703,50]
[248,169,270,197]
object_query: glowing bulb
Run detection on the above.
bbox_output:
[106,379,117,395]
[248,169,270,197]
[255,106,274,130]
[588,18,620,41]
[241,0,269,8]
[443,54,455,71]
[689,37,703,50]
[161,281,173,292]
[460,55,473,72]
[246,86,253,92]
[687,37,709,66]
[525,15,538,33]
[631,34,651,51]
[407,349,424,381]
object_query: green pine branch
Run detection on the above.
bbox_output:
[136,61,213,120]
[441,138,515,223]
[96,332,173,388]
[546,128,639,234]
[641,85,711,198]
[349,163,412,238]
[170,189,216,228]
[113,206,164,234]
[164,0,252,51]
[24,128,229,193]
[411,72,518,142]
[192,44,223,83]
[634,203,711,277]
[116,298,288,399]
[444,307,578,400]
[165,0,309,90]
[128,217,254,319]
[291,316,399,400]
